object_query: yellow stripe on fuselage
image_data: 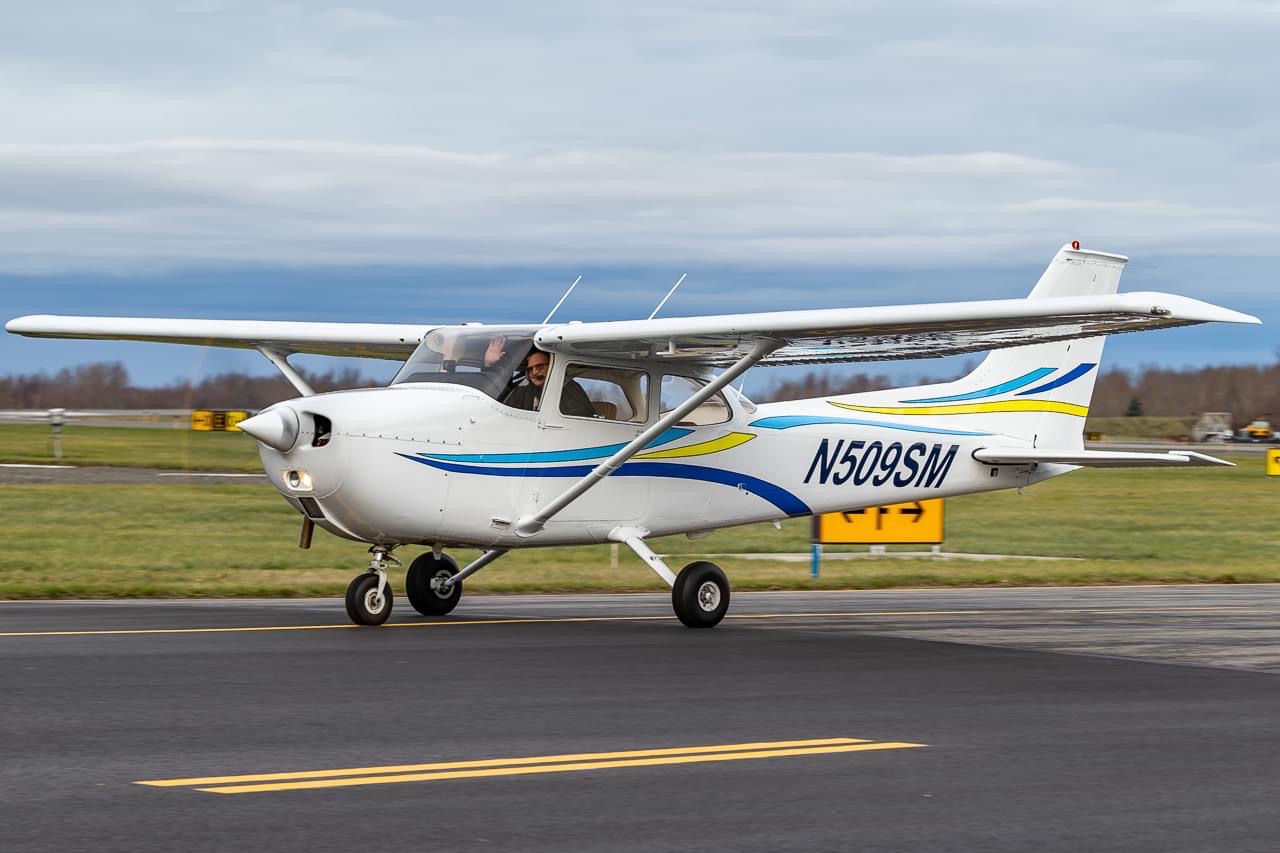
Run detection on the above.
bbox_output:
[830,400,1089,417]
[635,431,755,459]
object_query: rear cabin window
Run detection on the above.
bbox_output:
[562,364,649,423]
[661,375,732,426]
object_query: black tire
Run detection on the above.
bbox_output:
[345,573,393,626]
[405,552,462,616]
[671,561,730,628]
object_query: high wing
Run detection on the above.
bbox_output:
[6,294,1259,370]
[3,316,429,361]
[536,291,1260,367]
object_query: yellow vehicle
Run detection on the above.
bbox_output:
[1237,419,1275,442]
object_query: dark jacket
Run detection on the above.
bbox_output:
[503,379,596,417]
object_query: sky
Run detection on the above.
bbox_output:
[1,0,1277,388]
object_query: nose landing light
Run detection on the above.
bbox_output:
[285,469,314,491]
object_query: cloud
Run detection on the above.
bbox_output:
[1,139,1275,274]
[0,1,1273,288]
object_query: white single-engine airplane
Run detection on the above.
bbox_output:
[6,244,1260,627]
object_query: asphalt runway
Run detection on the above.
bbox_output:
[3,587,1279,852]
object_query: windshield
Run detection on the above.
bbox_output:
[391,325,541,400]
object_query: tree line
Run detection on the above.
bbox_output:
[3,359,1278,422]
[0,362,378,410]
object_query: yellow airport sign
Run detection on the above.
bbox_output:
[192,410,251,432]
[1267,449,1280,477]
[815,499,944,545]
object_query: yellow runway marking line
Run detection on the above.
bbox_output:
[137,737,926,794]
[138,737,868,787]
[0,606,1254,638]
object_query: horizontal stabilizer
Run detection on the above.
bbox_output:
[972,448,1234,468]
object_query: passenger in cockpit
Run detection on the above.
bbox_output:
[489,342,593,417]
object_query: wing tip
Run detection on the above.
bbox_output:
[5,315,43,334]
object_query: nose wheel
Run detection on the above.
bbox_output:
[345,573,393,626]
[345,546,399,626]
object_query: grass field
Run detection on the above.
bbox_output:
[0,424,261,471]
[0,431,1276,597]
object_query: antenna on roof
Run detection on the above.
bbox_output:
[647,272,687,320]
[542,275,583,324]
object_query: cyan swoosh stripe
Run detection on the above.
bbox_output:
[397,454,810,516]
[419,427,692,464]
[1017,363,1097,396]
[901,367,1055,403]
[749,415,991,437]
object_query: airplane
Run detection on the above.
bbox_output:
[6,243,1260,628]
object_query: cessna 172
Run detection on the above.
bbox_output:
[6,243,1260,628]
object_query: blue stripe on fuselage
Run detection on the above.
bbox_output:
[397,453,810,517]
[749,415,990,437]
[1017,362,1097,396]
[900,367,1055,403]
[417,427,692,464]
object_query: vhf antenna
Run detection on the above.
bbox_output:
[647,272,687,320]
[542,275,583,324]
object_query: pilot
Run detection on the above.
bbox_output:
[490,342,596,417]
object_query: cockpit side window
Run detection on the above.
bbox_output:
[562,364,649,422]
[660,374,732,426]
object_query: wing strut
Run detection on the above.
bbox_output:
[257,347,316,397]
[513,337,783,537]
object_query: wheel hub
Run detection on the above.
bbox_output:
[364,588,385,613]
[696,580,721,612]
[430,569,454,598]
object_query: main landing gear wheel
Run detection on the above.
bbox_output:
[405,552,462,616]
[345,573,393,626]
[672,561,730,628]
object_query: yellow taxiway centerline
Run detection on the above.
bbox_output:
[0,606,1252,639]
[137,737,869,787]
[138,738,926,795]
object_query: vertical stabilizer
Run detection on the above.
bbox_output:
[964,244,1126,447]
[836,244,1128,447]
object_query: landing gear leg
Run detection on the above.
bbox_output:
[612,527,730,628]
[345,546,400,626]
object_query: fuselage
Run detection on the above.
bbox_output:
[256,381,1064,549]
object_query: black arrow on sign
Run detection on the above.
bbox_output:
[844,507,888,529]
[898,501,925,523]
